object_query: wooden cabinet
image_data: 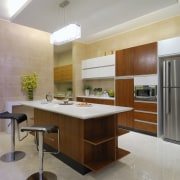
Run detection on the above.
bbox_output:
[54,64,72,82]
[133,101,157,135]
[83,115,130,171]
[134,42,157,75]
[34,109,58,149]
[83,115,116,171]
[77,97,114,105]
[116,42,157,76]
[116,47,134,76]
[34,108,130,172]
[115,79,134,128]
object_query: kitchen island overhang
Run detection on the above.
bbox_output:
[19,100,133,174]
[20,100,132,120]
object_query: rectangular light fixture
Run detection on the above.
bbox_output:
[50,24,81,45]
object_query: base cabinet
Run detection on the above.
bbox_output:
[77,97,114,105]
[134,101,157,135]
[34,109,130,172]
[117,111,133,128]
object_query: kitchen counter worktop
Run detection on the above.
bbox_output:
[6,99,132,174]
[19,99,131,119]
[77,95,115,100]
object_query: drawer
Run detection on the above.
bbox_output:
[133,120,157,134]
[134,102,157,112]
[134,111,157,123]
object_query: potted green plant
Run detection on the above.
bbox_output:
[22,72,38,100]
[67,87,72,97]
[84,85,91,96]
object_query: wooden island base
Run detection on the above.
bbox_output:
[34,108,130,174]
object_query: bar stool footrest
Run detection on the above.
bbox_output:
[0,151,25,162]
[27,171,57,180]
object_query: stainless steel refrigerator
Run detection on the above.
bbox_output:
[163,59,180,142]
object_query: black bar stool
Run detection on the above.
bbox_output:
[21,125,60,180]
[0,111,28,162]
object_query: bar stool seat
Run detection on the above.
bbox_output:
[0,111,28,162]
[21,125,60,180]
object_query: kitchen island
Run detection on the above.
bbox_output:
[18,100,132,174]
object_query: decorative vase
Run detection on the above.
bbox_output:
[85,89,90,96]
[27,89,33,100]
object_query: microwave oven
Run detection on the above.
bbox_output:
[134,85,157,101]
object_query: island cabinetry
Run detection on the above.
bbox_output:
[134,101,157,135]
[77,97,114,105]
[54,64,72,82]
[83,115,130,171]
[83,115,116,171]
[34,108,83,163]
[115,78,134,128]
[34,109,58,149]
[34,108,130,172]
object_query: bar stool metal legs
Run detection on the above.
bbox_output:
[0,119,25,162]
[27,131,57,180]
[21,125,59,180]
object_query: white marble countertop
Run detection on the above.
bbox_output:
[9,99,132,120]
[77,95,115,100]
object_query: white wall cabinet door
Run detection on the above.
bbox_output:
[158,36,180,57]
[82,66,115,79]
[82,54,115,79]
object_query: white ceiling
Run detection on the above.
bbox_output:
[0,0,180,45]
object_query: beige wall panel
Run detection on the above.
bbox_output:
[0,21,54,131]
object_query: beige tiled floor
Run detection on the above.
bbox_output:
[0,131,180,180]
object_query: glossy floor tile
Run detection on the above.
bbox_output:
[0,131,180,180]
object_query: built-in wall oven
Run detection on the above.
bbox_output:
[134,85,157,101]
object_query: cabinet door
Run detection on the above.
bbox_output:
[116,47,134,76]
[134,102,157,112]
[115,79,134,107]
[115,79,134,128]
[134,42,157,75]
[54,65,72,82]
[117,110,133,128]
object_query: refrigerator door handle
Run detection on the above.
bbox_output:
[166,88,171,114]
[167,61,171,87]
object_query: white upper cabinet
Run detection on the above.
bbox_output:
[158,36,180,57]
[82,54,115,79]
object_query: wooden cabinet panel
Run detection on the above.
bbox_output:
[134,42,157,75]
[54,64,72,82]
[134,111,157,123]
[115,79,134,128]
[133,101,157,135]
[134,102,157,112]
[116,42,157,76]
[116,47,134,76]
[134,120,157,134]
[115,79,134,107]
[117,110,133,128]
[83,115,117,171]
[34,109,83,163]
[76,97,114,105]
